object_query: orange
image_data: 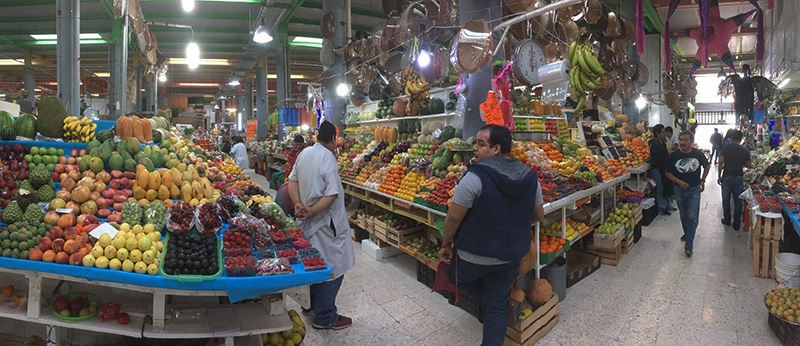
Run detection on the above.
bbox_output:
[2,285,14,297]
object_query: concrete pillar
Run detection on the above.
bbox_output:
[56,0,80,116]
[109,15,129,119]
[621,0,640,124]
[243,81,253,136]
[144,73,155,112]
[135,66,142,112]
[276,43,291,108]
[256,55,268,139]
[24,53,35,107]
[459,0,502,138]
[322,0,347,130]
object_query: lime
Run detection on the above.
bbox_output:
[33,155,41,164]
[48,147,57,156]
[30,147,38,155]
[47,163,55,172]
[58,148,64,156]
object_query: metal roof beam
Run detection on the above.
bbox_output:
[291,18,372,33]
[301,1,386,19]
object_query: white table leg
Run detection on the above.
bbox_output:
[27,274,41,319]
[152,292,166,330]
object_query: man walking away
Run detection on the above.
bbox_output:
[438,124,544,346]
[717,130,751,230]
[649,125,673,215]
[288,121,355,330]
[665,131,711,257]
[710,128,723,163]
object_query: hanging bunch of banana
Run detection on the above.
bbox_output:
[401,65,430,116]
[568,40,607,113]
[63,117,97,142]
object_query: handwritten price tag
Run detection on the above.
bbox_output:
[480,91,504,126]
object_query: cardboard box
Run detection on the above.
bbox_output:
[361,239,402,261]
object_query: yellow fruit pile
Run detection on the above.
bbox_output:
[82,223,162,275]
[395,171,425,201]
[220,160,243,175]
[133,165,218,207]
[542,218,589,240]
[419,176,440,190]
[63,117,97,142]
[765,288,800,323]
[262,309,305,346]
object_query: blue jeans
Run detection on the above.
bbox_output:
[449,251,520,346]
[310,275,344,326]
[651,169,673,212]
[721,175,744,227]
[674,185,701,250]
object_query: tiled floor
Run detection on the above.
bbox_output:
[250,166,784,346]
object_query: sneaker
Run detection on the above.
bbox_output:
[721,219,731,226]
[680,235,686,241]
[673,207,678,211]
[661,211,672,216]
[685,249,693,257]
[732,224,740,231]
[313,315,352,330]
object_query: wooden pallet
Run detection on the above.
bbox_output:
[587,236,623,266]
[751,215,782,249]
[751,215,782,279]
[621,232,634,253]
[505,294,559,346]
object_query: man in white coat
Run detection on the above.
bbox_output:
[288,121,355,330]
[229,135,249,169]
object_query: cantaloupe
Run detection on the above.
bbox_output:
[525,279,552,306]
[510,289,525,303]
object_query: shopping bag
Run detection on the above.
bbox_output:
[431,253,467,302]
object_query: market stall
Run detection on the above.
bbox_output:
[0,108,331,345]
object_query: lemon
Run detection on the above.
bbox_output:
[147,263,159,275]
[112,236,127,250]
[144,224,154,234]
[95,256,109,269]
[109,258,122,270]
[82,254,95,267]
[130,249,143,262]
[122,259,135,272]
[147,232,160,242]
[98,233,112,248]
[116,248,129,261]
[132,225,143,234]
[138,237,152,252]
[143,250,155,264]
[91,246,104,258]
[134,261,147,274]
[126,238,138,251]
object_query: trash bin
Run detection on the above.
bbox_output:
[540,257,566,302]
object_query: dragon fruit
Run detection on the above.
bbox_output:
[53,296,68,312]
[98,301,120,322]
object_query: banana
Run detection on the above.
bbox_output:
[80,117,91,125]
[575,95,586,113]
[64,117,79,123]
[582,47,606,77]
[568,40,578,65]
[575,48,593,79]
[572,67,586,94]
[579,70,598,90]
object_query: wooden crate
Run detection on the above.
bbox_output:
[505,294,559,346]
[621,232,634,254]
[754,237,781,279]
[592,226,623,249]
[752,215,782,246]
[369,233,390,248]
[385,225,425,247]
[587,236,623,266]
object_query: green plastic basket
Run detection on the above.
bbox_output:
[52,292,102,322]
[539,241,571,265]
[158,232,223,282]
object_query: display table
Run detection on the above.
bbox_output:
[626,164,650,186]
[0,257,332,344]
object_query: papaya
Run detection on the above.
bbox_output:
[181,182,192,201]
[131,116,144,142]
[161,170,172,187]
[141,118,152,142]
[117,117,133,141]
[169,168,183,185]
[157,185,169,200]
[148,171,161,190]
[145,189,158,201]
[169,183,181,199]
[136,166,150,189]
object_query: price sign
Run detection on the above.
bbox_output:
[432,128,442,139]
[56,208,73,214]
[480,91,504,126]
[575,196,591,208]
[393,200,411,209]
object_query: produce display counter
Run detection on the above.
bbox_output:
[343,181,445,231]
[0,251,331,344]
[625,164,650,186]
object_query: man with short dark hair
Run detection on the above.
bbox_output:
[665,131,711,257]
[288,121,355,330]
[649,125,673,214]
[229,135,248,169]
[439,124,544,346]
[717,130,751,230]
[710,128,723,163]
[665,126,679,152]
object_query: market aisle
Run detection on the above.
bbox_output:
[247,168,783,346]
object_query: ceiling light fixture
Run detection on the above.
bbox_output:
[94,72,110,78]
[186,42,200,70]
[636,94,647,110]
[182,0,195,12]
[336,83,349,97]
[30,39,107,45]
[159,74,167,82]
[292,36,323,44]
[0,59,23,66]
[168,58,230,66]
[229,79,240,86]
[30,33,101,40]
[253,20,273,44]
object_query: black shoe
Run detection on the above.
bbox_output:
[732,224,740,231]
[685,249,693,257]
[680,235,686,241]
[661,211,672,216]
[673,207,678,211]
[721,219,731,226]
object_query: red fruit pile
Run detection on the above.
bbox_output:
[253,231,272,249]
[302,257,325,270]
[224,247,252,257]
[292,239,311,250]
[270,230,287,243]
[278,249,297,258]
[426,176,457,206]
[198,203,221,233]
[223,231,251,248]
[169,202,194,234]
[224,256,256,277]
[286,228,305,240]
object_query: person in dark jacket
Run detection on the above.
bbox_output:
[438,124,544,346]
[710,128,723,163]
[649,124,673,214]
[221,137,231,154]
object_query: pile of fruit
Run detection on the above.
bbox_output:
[62,117,97,142]
[162,232,219,276]
[426,176,457,208]
[395,171,424,201]
[401,237,436,254]
[81,223,163,275]
[539,235,566,254]
[195,138,214,151]
[764,288,800,323]
[261,309,305,346]
[377,166,407,195]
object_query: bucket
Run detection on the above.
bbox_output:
[541,257,567,302]
[776,252,800,289]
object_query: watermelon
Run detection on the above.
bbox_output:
[0,111,14,129]
[96,129,114,143]
[14,113,37,139]
[428,97,445,114]
[0,126,15,140]
[152,130,162,144]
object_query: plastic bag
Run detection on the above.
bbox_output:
[194,203,223,235]
[166,204,195,234]
[143,202,167,233]
[229,214,268,234]
[217,195,249,221]
[256,257,294,276]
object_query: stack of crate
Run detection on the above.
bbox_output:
[752,215,782,279]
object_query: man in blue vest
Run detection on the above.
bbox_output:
[439,124,544,346]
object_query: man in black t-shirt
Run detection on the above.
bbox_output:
[665,131,711,258]
[710,128,723,163]
[717,130,751,231]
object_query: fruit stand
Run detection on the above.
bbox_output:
[0,108,332,345]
